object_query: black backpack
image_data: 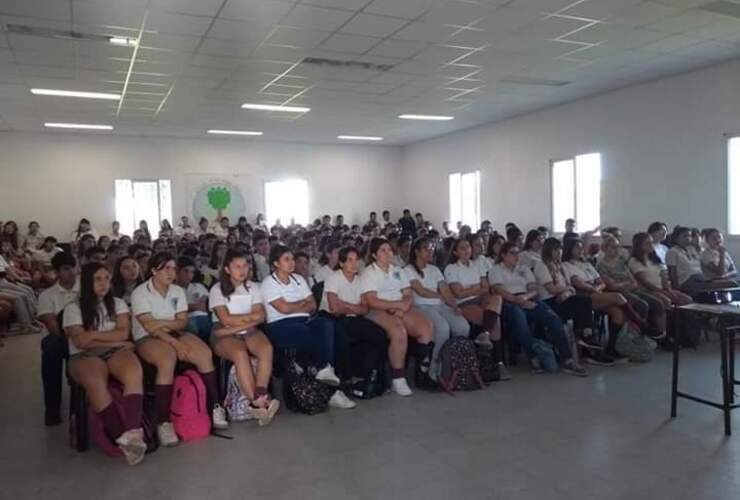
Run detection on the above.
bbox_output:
[438,337,486,392]
[476,350,500,384]
[282,359,334,415]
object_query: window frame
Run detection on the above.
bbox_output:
[550,152,601,235]
[263,178,310,228]
[449,170,481,231]
[114,178,172,237]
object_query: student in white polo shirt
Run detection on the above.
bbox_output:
[252,233,271,282]
[314,242,340,284]
[361,237,434,396]
[667,226,738,296]
[320,246,387,403]
[63,262,147,466]
[260,244,342,388]
[443,238,502,353]
[629,232,692,307]
[209,249,280,425]
[31,236,62,268]
[490,242,586,377]
[131,252,228,447]
[37,252,79,426]
[405,238,470,381]
[519,230,544,270]
[701,229,739,282]
[112,256,142,307]
[175,256,212,343]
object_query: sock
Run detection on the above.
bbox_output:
[608,323,621,353]
[255,386,268,398]
[492,340,504,364]
[121,394,143,431]
[201,370,219,414]
[154,384,173,424]
[391,368,405,379]
[483,310,500,335]
[97,403,125,441]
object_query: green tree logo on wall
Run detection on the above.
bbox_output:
[207,186,231,219]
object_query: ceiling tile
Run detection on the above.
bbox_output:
[265,26,331,48]
[340,14,409,38]
[320,33,383,53]
[281,5,355,31]
[218,0,294,23]
[368,39,427,58]
[198,37,257,58]
[0,0,72,21]
[364,0,438,20]
[608,1,683,28]
[151,0,225,17]
[302,0,367,10]
[146,11,213,36]
[208,18,274,43]
[392,21,451,43]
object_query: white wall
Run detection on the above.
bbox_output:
[0,133,402,238]
[401,59,740,246]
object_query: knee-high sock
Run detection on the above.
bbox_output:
[491,340,504,364]
[483,310,499,335]
[201,370,219,414]
[154,384,173,424]
[98,403,125,441]
[121,394,143,431]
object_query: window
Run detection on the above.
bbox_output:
[115,179,172,237]
[729,137,740,234]
[264,179,309,227]
[551,153,601,233]
[449,171,480,230]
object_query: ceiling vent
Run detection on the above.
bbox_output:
[498,76,572,87]
[4,23,113,43]
[698,1,740,19]
[301,57,394,72]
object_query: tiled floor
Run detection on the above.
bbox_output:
[1,333,739,500]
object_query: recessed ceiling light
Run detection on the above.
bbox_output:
[241,103,310,113]
[31,88,121,100]
[109,36,137,47]
[398,114,454,121]
[44,122,113,130]
[337,135,384,141]
[207,129,263,136]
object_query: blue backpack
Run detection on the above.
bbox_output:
[531,338,558,372]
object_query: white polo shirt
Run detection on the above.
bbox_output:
[532,261,567,300]
[314,265,333,284]
[654,243,668,264]
[519,250,542,270]
[628,258,664,289]
[320,270,363,313]
[473,255,492,279]
[185,282,210,318]
[563,260,601,286]
[260,273,312,324]
[209,281,262,323]
[360,262,409,301]
[489,263,535,295]
[0,255,7,273]
[404,264,444,306]
[665,247,702,286]
[700,248,736,280]
[63,298,129,355]
[254,254,271,282]
[444,260,484,304]
[130,280,188,341]
[38,281,80,317]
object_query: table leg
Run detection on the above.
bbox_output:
[720,324,732,436]
[671,308,681,418]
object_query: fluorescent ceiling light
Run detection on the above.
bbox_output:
[337,135,384,141]
[241,103,310,113]
[398,114,454,121]
[109,36,137,47]
[207,129,263,136]
[30,88,121,100]
[44,122,113,130]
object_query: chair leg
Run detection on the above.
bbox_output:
[69,382,89,452]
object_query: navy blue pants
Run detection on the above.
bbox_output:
[264,315,336,369]
[502,301,572,362]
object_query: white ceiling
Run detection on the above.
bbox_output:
[1,0,740,145]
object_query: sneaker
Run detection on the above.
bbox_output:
[584,352,616,367]
[497,362,512,381]
[315,364,341,386]
[157,422,180,447]
[391,377,413,397]
[605,350,630,364]
[578,337,604,351]
[259,399,280,426]
[562,360,588,377]
[329,390,357,409]
[116,428,147,466]
[212,404,229,430]
[474,331,494,350]
[530,357,545,374]
[649,331,667,341]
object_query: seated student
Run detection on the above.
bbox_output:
[112,256,142,306]
[132,252,228,447]
[31,236,62,268]
[405,238,471,381]
[252,233,271,282]
[489,242,586,377]
[519,230,544,270]
[563,218,579,241]
[361,237,435,395]
[37,252,79,426]
[22,221,44,251]
[629,232,692,306]
[106,243,126,272]
[443,238,501,350]
[666,226,738,296]
[314,242,340,284]
[468,233,492,283]
[83,246,107,266]
[109,220,124,241]
[97,235,111,252]
[213,217,230,240]
[486,233,506,267]
[76,234,96,263]
[533,238,604,361]
[175,257,212,343]
[392,235,412,268]
[202,241,227,286]
[260,244,341,386]
[71,218,98,242]
[209,250,280,424]
[62,262,147,465]
[647,222,669,265]
[506,227,524,248]
[597,235,667,341]
[293,251,316,288]
[701,228,738,282]
[320,246,387,405]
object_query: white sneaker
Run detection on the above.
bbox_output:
[257,399,280,427]
[315,364,340,386]
[391,377,413,397]
[474,331,494,350]
[157,422,180,447]
[212,404,229,430]
[116,428,147,466]
[329,390,357,409]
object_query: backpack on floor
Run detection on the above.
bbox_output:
[282,359,333,415]
[224,365,256,422]
[476,349,500,384]
[88,381,157,457]
[438,337,486,392]
[615,323,657,362]
[171,370,211,441]
[531,338,558,373]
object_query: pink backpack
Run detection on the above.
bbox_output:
[171,370,211,441]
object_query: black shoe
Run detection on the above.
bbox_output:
[578,337,604,351]
[45,411,62,426]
